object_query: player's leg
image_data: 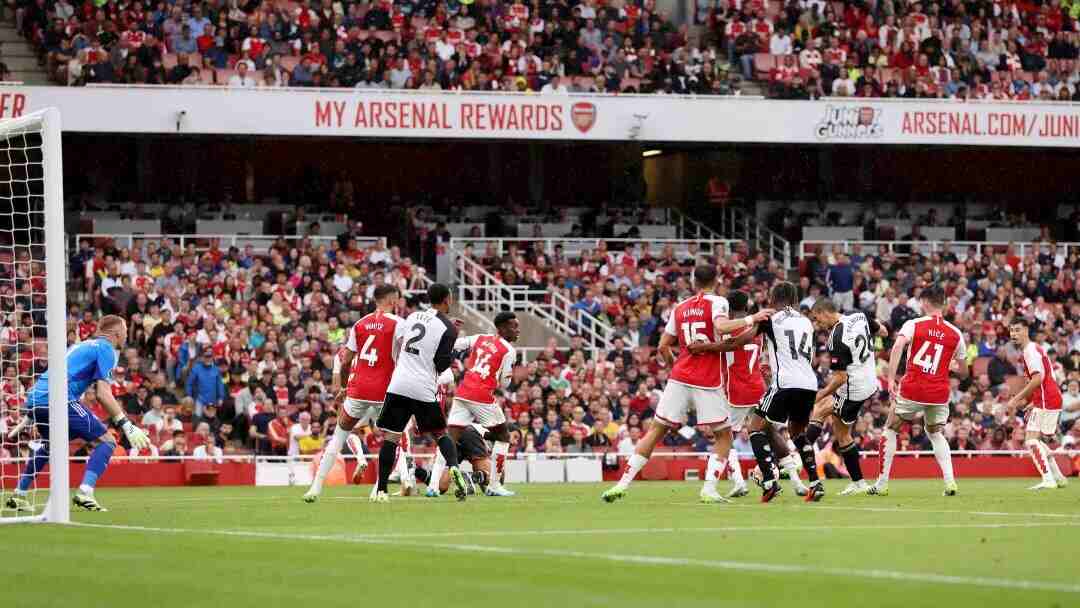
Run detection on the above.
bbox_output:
[718,407,749,497]
[870,400,906,496]
[9,407,50,511]
[373,395,411,502]
[1024,408,1057,490]
[304,400,363,502]
[768,424,809,494]
[788,392,824,502]
[420,400,467,501]
[433,400,473,497]
[924,405,957,495]
[748,390,785,502]
[701,425,734,503]
[832,413,868,495]
[68,404,116,511]
[697,389,734,503]
[603,383,685,502]
[393,422,416,496]
[481,400,514,495]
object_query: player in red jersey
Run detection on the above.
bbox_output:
[304,285,402,503]
[602,266,773,504]
[1007,320,1068,490]
[428,312,520,497]
[873,287,968,496]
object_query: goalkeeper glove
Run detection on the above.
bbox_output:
[112,415,151,450]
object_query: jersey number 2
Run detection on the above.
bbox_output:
[405,324,426,355]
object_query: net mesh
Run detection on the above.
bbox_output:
[0,118,50,520]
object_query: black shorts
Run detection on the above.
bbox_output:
[457,426,489,462]
[377,392,447,434]
[832,395,868,426]
[755,388,817,427]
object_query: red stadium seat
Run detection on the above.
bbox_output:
[753,54,775,79]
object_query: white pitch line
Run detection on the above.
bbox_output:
[68,522,1080,594]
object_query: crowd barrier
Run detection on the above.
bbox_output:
[2,451,1074,489]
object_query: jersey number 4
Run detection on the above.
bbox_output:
[912,340,944,374]
[358,335,378,367]
[784,329,812,363]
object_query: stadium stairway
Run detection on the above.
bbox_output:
[0,21,49,85]
[451,303,569,352]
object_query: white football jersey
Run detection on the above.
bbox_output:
[828,312,879,401]
[759,307,818,391]
[386,308,458,402]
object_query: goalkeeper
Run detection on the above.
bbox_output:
[6,315,151,512]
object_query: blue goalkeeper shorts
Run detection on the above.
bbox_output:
[28,400,109,443]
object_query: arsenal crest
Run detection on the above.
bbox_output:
[571,102,596,133]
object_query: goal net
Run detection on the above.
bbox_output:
[0,108,68,524]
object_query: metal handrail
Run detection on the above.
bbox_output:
[798,239,1079,260]
[717,207,792,271]
[449,236,738,262]
[72,233,377,253]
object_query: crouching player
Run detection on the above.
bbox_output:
[415,424,493,497]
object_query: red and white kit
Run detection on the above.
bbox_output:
[447,334,516,428]
[656,293,732,428]
[895,315,965,425]
[723,326,766,430]
[1020,341,1063,435]
[343,310,403,424]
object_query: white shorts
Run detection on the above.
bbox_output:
[894,396,949,427]
[656,381,731,428]
[344,398,383,426]
[447,398,506,428]
[1026,408,1061,436]
[727,405,755,431]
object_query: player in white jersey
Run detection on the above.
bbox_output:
[373,283,469,502]
[807,298,888,496]
[746,282,823,502]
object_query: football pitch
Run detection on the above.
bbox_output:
[3,479,1079,608]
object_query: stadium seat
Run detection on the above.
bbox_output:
[753,54,775,79]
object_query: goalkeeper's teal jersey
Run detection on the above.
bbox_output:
[24,337,117,407]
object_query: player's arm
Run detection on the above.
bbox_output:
[658,332,677,367]
[434,323,458,375]
[96,347,150,448]
[453,334,478,352]
[1007,345,1041,409]
[950,335,970,380]
[498,348,515,389]
[713,308,775,334]
[816,325,851,401]
[687,328,756,354]
[886,333,909,395]
[332,348,355,396]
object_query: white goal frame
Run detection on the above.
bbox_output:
[0,108,68,524]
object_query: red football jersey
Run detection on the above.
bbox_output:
[456,334,515,405]
[345,310,402,402]
[723,327,765,407]
[897,315,965,405]
[664,293,730,389]
[1020,342,1062,410]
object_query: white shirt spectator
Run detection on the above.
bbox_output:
[541,81,569,94]
[832,76,856,96]
[770,33,793,55]
[228,72,257,88]
[436,39,456,62]
[799,48,822,69]
[192,442,224,464]
[333,270,354,294]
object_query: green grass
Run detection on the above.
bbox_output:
[3,479,1080,608]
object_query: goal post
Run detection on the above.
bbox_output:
[0,108,68,524]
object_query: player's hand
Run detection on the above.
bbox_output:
[877,323,889,337]
[687,342,710,355]
[334,388,346,405]
[120,419,151,450]
[452,318,465,330]
[751,309,775,322]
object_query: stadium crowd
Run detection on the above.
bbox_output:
[13,0,1080,101]
[3,224,1079,476]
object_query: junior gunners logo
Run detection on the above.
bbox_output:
[815,105,883,140]
[571,102,597,133]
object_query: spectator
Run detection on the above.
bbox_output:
[159,430,188,460]
[288,411,313,457]
[987,346,1017,388]
[826,254,855,312]
[186,350,225,418]
[228,61,257,88]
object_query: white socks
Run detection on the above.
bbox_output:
[310,426,350,495]
[1047,448,1065,482]
[928,432,955,484]
[878,428,897,484]
[78,484,94,496]
[616,454,648,490]
[779,454,806,490]
[429,449,447,491]
[728,449,745,486]
[1026,438,1055,483]
[703,453,723,493]
[490,441,510,489]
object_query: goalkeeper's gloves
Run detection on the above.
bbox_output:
[112,415,151,450]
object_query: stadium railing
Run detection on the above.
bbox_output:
[798,239,1080,260]
[454,252,616,350]
[73,233,378,252]
[714,206,793,270]
[449,237,741,262]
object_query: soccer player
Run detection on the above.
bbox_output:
[601,265,772,504]
[6,315,151,512]
[415,424,493,496]
[873,287,967,496]
[746,282,823,502]
[432,311,520,497]
[373,283,468,502]
[687,290,761,498]
[304,284,402,503]
[1006,320,1068,490]
[806,298,887,496]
